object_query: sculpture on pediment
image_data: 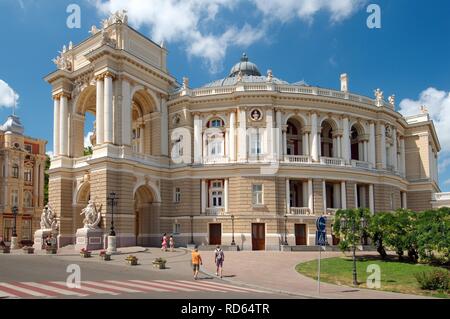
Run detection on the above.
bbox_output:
[182,77,189,90]
[40,205,58,232]
[374,88,383,106]
[80,200,102,230]
[102,10,128,29]
[420,105,429,114]
[101,28,117,48]
[89,25,100,35]
[52,54,73,72]
[267,69,273,82]
[385,125,392,138]
[388,94,395,107]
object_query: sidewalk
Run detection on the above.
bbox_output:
[198,250,432,299]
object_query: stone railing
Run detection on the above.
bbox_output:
[205,207,227,216]
[173,83,388,110]
[325,208,339,216]
[351,160,371,169]
[203,156,229,164]
[284,155,312,164]
[320,157,346,166]
[289,207,312,216]
[433,193,450,201]
[73,155,92,168]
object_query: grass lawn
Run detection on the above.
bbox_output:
[296,256,449,298]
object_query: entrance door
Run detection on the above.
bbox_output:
[251,223,265,251]
[295,224,307,246]
[209,224,222,245]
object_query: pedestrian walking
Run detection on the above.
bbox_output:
[191,247,202,280]
[161,233,167,252]
[169,235,175,252]
[214,245,224,278]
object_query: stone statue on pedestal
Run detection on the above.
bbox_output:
[34,205,59,250]
[80,200,102,230]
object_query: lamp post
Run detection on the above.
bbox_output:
[231,215,236,246]
[11,206,18,249]
[189,215,194,245]
[107,192,118,253]
[284,214,288,245]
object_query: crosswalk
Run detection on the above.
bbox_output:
[0,279,266,299]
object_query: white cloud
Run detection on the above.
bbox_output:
[84,132,94,148]
[0,79,19,109]
[94,0,364,72]
[251,0,367,23]
[444,179,450,186]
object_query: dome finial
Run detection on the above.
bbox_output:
[241,53,248,62]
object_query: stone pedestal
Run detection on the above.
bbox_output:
[33,229,54,250]
[75,228,104,251]
[107,236,117,254]
[10,237,18,250]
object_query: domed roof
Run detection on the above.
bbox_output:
[0,115,24,135]
[229,53,261,77]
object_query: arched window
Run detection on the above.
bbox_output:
[24,191,33,208]
[208,118,224,128]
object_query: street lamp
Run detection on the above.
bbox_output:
[230,215,236,246]
[284,214,288,245]
[107,192,118,236]
[12,206,18,237]
[189,215,194,245]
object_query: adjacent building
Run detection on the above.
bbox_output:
[45,12,442,250]
[0,115,47,243]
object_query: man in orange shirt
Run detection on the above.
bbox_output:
[191,247,203,280]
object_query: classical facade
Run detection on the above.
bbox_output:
[46,12,441,250]
[0,115,47,243]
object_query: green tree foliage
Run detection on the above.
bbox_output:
[84,146,93,156]
[368,212,394,259]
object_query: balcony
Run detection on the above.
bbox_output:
[351,160,372,169]
[284,155,312,164]
[203,156,229,165]
[205,207,227,216]
[320,157,346,167]
[289,207,313,216]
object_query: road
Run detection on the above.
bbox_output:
[0,249,301,299]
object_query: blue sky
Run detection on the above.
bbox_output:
[0,0,449,190]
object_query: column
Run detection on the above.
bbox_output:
[59,94,69,156]
[311,113,319,161]
[380,123,386,169]
[53,97,60,156]
[302,182,308,207]
[354,183,359,208]
[308,179,313,214]
[322,180,327,213]
[266,108,274,160]
[337,136,342,158]
[33,163,39,206]
[201,180,207,213]
[194,114,202,164]
[229,111,236,161]
[358,142,363,161]
[120,79,131,146]
[369,184,375,213]
[341,181,347,209]
[238,108,247,161]
[402,192,407,209]
[286,179,290,214]
[161,97,169,156]
[224,179,229,213]
[392,128,398,171]
[276,110,282,160]
[104,74,114,144]
[369,122,376,166]
[3,154,8,209]
[342,117,351,163]
[333,183,340,208]
[332,137,338,158]
[363,141,368,162]
[399,138,405,176]
[96,76,105,145]
[282,128,287,157]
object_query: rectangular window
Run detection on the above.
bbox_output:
[11,190,19,206]
[22,219,32,241]
[250,130,262,156]
[24,144,32,153]
[3,218,13,242]
[24,169,32,183]
[174,187,181,203]
[12,165,19,178]
[173,223,181,235]
[252,184,263,206]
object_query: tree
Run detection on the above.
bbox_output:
[84,146,93,156]
[415,208,450,264]
[333,208,372,285]
[368,212,394,259]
